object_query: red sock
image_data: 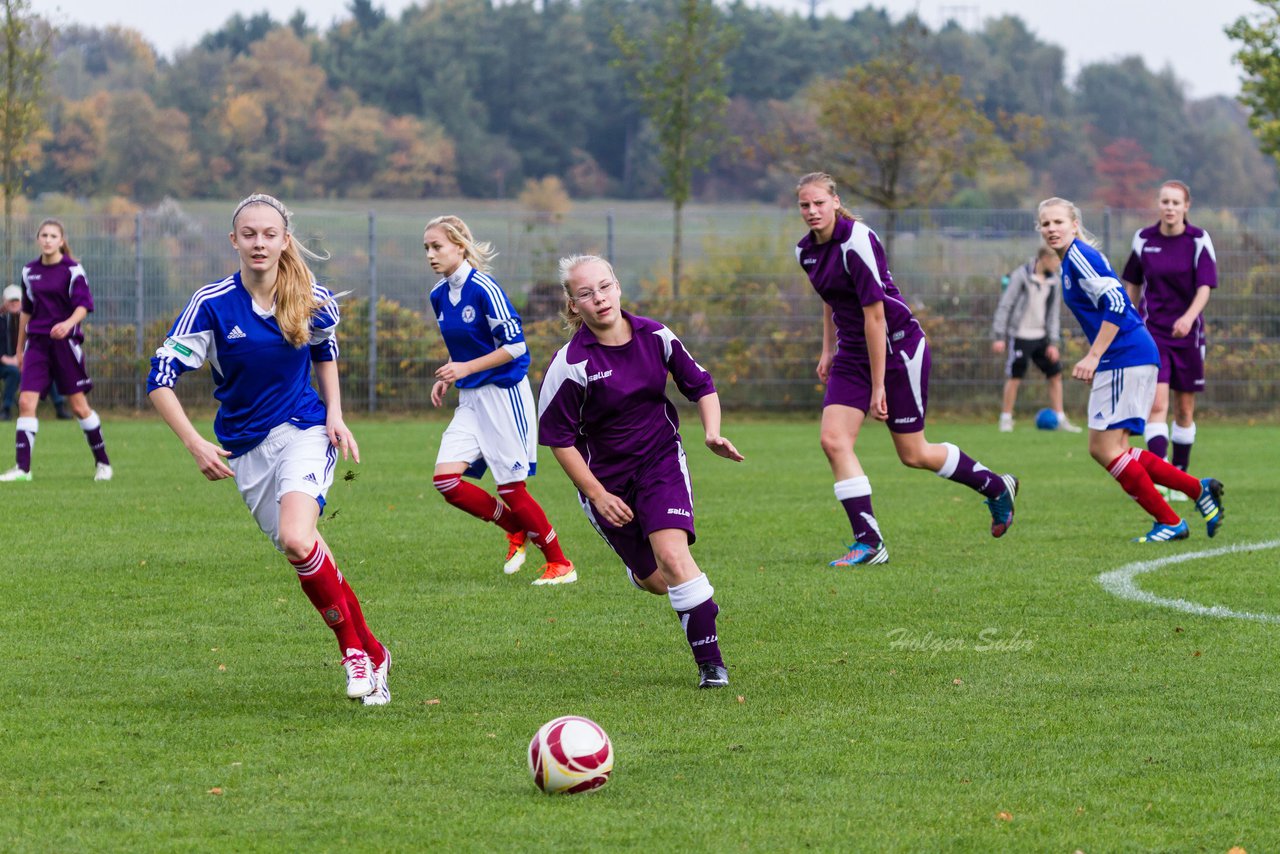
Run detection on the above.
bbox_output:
[339,574,384,667]
[1134,449,1200,499]
[434,474,522,534]
[497,481,567,563]
[1108,449,1180,525]
[290,540,364,653]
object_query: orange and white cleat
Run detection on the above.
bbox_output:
[531,560,577,586]
[503,531,528,575]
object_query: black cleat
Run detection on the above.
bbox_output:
[697,663,729,689]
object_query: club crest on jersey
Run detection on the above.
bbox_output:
[462,306,477,323]
[164,337,193,357]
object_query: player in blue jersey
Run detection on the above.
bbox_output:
[424,215,575,585]
[148,194,391,705]
[1037,197,1224,542]
[795,172,1019,567]
[0,218,112,483]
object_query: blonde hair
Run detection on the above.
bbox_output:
[1036,196,1099,248]
[557,254,617,332]
[795,172,859,222]
[424,215,496,273]
[37,218,72,260]
[232,193,328,348]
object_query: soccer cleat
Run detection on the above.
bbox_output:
[94,463,113,482]
[342,648,375,699]
[1133,519,1190,543]
[1056,417,1083,433]
[361,645,392,706]
[0,466,31,482]
[986,474,1019,538]
[1196,478,1225,538]
[697,662,729,689]
[829,541,889,567]
[532,560,577,586]
[998,414,1014,433]
[1156,483,1188,503]
[503,531,528,575]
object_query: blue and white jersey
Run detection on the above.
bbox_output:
[1060,239,1158,370]
[429,261,529,389]
[147,272,339,456]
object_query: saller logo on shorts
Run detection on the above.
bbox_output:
[164,338,193,357]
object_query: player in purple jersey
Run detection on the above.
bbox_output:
[794,172,1018,567]
[0,218,112,483]
[424,215,575,585]
[1038,197,1224,542]
[148,194,391,705]
[538,255,743,689]
[1120,181,1217,487]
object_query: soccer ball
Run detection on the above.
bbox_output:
[1035,408,1059,431]
[528,716,614,794]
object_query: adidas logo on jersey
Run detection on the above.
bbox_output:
[510,461,524,471]
[304,473,318,483]
[227,325,247,340]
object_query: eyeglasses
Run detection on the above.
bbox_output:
[570,281,619,303]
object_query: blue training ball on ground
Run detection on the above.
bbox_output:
[1035,408,1059,431]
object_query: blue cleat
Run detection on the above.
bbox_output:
[1133,519,1190,543]
[830,541,889,567]
[986,474,1019,538]
[1196,478,1225,538]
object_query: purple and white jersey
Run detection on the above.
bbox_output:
[20,255,94,340]
[147,272,338,456]
[1121,223,1217,349]
[537,311,715,489]
[796,216,922,360]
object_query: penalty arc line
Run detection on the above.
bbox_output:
[1096,539,1280,624]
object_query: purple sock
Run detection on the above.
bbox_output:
[938,443,1004,499]
[84,427,110,465]
[840,495,882,548]
[15,417,34,472]
[1147,434,1169,461]
[1171,442,1191,471]
[668,574,723,667]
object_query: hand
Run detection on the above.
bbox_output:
[0,355,14,366]
[590,491,633,527]
[816,352,833,384]
[327,416,360,463]
[187,436,234,481]
[431,379,451,407]
[434,361,472,384]
[1072,354,1100,383]
[705,435,744,462]
[869,386,888,421]
[1046,344,1059,362]
[1171,316,1193,338]
[991,340,1006,354]
[50,321,72,340]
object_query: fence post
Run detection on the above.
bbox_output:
[1103,207,1112,260]
[606,209,615,266]
[135,211,145,409]
[367,211,378,414]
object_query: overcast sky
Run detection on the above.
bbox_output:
[46,0,1261,100]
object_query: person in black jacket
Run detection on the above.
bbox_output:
[1,284,70,422]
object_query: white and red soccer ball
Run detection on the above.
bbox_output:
[528,715,614,794]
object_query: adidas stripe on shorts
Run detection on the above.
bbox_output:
[230,423,336,552]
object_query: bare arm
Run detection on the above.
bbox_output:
[315,359,359,463]
[14,312,27,370]
[817,303,835,383]
[433,346,516,406]
[864,301,888,421]
[1071,321,1121,384]
[550,445,633,527]
[148,386,234,481]
[697,392,743,462]
[50,306,89,340]
[1171,285,1211,338]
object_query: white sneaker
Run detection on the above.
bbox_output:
[361,646,391,706]
[1056,417,1083,434]
[94,463,113,481]
[998,415,1014,433]
[342,648,374,699]
[0,466,31,482]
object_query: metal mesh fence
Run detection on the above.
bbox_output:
[11,201,1279,416]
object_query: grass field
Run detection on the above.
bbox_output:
[1,414,1276,852]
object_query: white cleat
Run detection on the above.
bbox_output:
[361,646,391,706]
[503,531,528,575]
[342,648,374,699]
[94,463,113,482]
[0,466,31,482]
[998,415,1014,433]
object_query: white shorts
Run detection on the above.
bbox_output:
[436,378,537,485]
[1087,364,1158,434]
[230,423,336,552]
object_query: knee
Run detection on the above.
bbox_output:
[819,429,850,461]
[278,530,316,562]
[896,444,931,470]
[433,473,460,503]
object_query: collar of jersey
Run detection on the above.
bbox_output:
[447,261,474,290]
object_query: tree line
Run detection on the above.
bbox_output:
[18,0,1280,209]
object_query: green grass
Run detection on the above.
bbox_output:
[1,415,1276,852]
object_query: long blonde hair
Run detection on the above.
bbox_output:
[424,215,496,273]
[1036,196,1100,248]
[232,193,327,347]
[795,172,859,222]
[557,253,617,332]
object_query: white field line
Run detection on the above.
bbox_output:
[1096,539,1280,624]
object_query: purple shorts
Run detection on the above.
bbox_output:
[1153,336,1205,393]
[21,334,93,397]
[581,447,696,581]
[824,334,930,434]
